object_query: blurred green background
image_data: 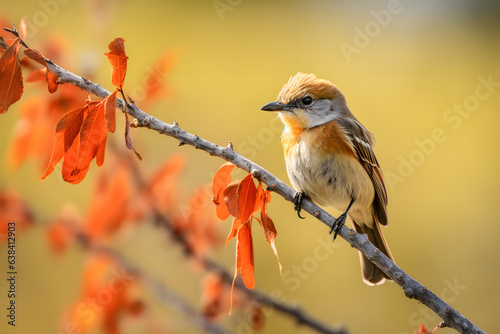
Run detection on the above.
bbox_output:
[1,0,500,333]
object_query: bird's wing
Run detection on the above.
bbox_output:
[337,118,388,226]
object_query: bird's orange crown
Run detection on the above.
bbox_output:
[277,72,338,104]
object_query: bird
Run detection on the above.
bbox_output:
[260,72,394,285]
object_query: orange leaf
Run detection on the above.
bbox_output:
[105,38,128,88]
[212,163,236,220]
[236,221,255,289]
[62,131,89,184]
[24,47,59,93]
[236,174,256,223]
[254,183,265,213]
[42,97,113,184]
[259,189,281,274]
[41,106,85,180]
[105,91,117,133]
[221,181,238,220]
[212,163,236,200]
[259,190,276,243]
[76,102,106,172]
[47,68,58,93]
[225,216,244,247]
[0,38,23,113]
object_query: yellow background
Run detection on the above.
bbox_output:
[1,0,499,333]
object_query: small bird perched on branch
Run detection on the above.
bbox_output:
[261,72,394,285]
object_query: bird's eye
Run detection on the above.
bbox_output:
[302,96,313,105]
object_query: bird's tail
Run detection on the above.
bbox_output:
[352,220,394,285]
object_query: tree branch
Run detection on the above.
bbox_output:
[46,59,485,334]
[83,239,232,334]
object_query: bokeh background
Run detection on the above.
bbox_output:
[1,0,500,333]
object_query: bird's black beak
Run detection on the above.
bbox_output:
[260,100,294,112]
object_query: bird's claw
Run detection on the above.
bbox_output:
[329,213,347,241]
[294,191,306,219]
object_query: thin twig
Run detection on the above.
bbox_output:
[45,59,485,334]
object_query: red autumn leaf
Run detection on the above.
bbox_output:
[236,173,256,222]
[224,175,257,246]
[105,90,117,133]
[212,163,236,200]
[225,216,244,247]
[0,38,23,113]
[41,105,85,180]
[212,163,236,220]
[260,189,282,274]
[47,68,58,93]
[235,221,255,289]
[105,38,128,88]
[24,47,59,93]
[259,189,276,243]
[222,181,238,218]
[85,163,131,240]
[42,94,117,184]
[76,102,107,170]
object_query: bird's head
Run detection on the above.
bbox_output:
[261,72,349,130]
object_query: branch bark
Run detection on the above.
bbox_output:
[46,59,485,334]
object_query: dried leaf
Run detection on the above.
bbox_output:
[105,37,128,88]
[212,163,236,220]
[222,182,238,218]
[105,91,117,133]
[259,189,281,274]
[212,163,236,200]
[124,110,142,160]
[24,47,59,93]
[236,221,255,289]
[236,174,256,223]
[0,38,23,113]
[42,95,116,184]
[41,106,85,180]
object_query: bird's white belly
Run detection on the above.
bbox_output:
[285,140,375,225]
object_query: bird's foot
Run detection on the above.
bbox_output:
[293,191,306,219]
[329,213,348,241]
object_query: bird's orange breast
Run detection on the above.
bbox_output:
[281,119,356,158]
